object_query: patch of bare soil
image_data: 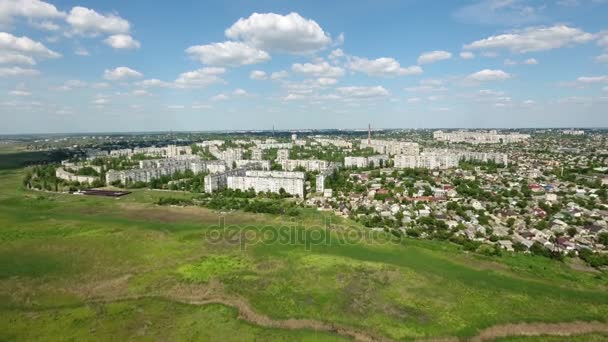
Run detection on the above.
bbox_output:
[469,321,608,341]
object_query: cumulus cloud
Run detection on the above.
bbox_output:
[233,88,248,96]
[466,69,511,82]
[463,25,593,53]
[524,58,538,65]
[329,48,344,60]
[225,12,332,53]
[186,41,269,66]
[292,60,344,78]
[0,32,60,59]
[0,52,35,65]
[249,70,267,80]
[270,70,288,80]
[173,67,225,88]
[417,50,452,64]
[317,77,337,86]
[103,66,142,81]
[460,51,475,59]
[0,66,39,76]
[104,34,140,49]
[67,6,130,36]
[211,93,229,101]
[74,47,89,56]
[0,0,65,25]
[348,56,422,77]
[336,86,389,99]
[595,54,608,64]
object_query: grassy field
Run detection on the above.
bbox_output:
[1,165,608,341]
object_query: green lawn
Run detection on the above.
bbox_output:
[1,167,607,341]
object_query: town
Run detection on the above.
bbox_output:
[22,127,608,267]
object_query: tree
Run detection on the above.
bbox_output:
[566,227,577,237]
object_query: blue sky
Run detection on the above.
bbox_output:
[1,0,607,133]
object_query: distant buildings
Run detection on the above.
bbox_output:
[393,150,508,169]
[360,139,419,155]
[344,155,390,168]
[205,170,305,197]
[55,168,98,184]
[433,130,530,144]
[280,159,330,172]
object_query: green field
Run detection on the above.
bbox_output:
[1,163,608,341]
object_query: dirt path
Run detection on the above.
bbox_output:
[85,293,608,342]
[86,293,388,342]
[469,321,608,341]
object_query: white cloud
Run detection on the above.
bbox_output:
[292,60,344,78]
[233,88,248,96]
[0,32,60,59]
[0,52,35,65]
[597,31,608,48]
[74,47,89,56]
[348,56,422,77]
[136,79,171,88]
[524,58,538,65]
[504,58,517,66]
[463,25,593,53]
[576,75,608,83]
[131,89,149,96]
[211,93,229,101]
[336,86,389,99]
[595,54,608,64]
[167,105,184,109]
[270,70,288,80]
[30,20,60,31]
[406,97,421,103]
[104,34,140,49]
[9,88,30,96]
[0,0,65,24]
[53,79,86,91]
[417,50,452,64]
[329,48,344,59]
[466,69,511,82]
[174,67,225,88]
[460,51,475,59]
[103,66,142,81]
[225,12,332,53]
[249,70,267,80]
[67,6,130,36]
[186,41,269,66]
[317,77,337,86]
[0,66,39,76]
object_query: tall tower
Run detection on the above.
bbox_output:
[368,123,371,144]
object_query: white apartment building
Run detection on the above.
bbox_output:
[251,148,263,160]
[234,160,271,170]
[360,139,419,155]
[276,149,290,161]
[227,170,305,197]
[56,168,98,184]
[433,130,530,144]
[280,159,330,172]
[256,142,293,150]
[344,156,368,168]
[393,150,508,170]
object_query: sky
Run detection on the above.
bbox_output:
[1,0,608,134]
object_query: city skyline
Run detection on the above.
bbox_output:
[1,0,608,134]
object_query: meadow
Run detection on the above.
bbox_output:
[1,161,608,341]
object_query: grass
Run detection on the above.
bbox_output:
[0,166,607,340]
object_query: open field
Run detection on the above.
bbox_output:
[1,166,608,341]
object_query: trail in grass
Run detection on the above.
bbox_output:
[73,294,608,342]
